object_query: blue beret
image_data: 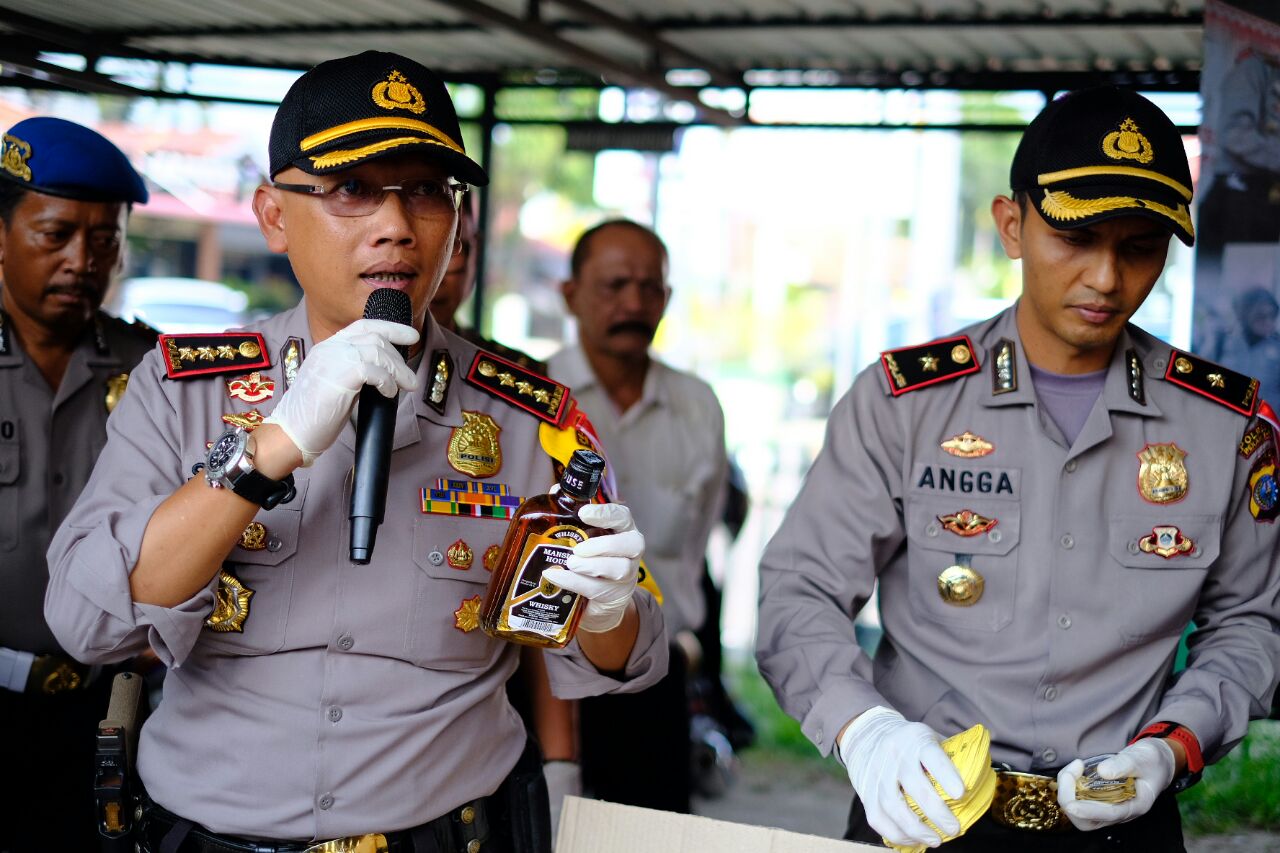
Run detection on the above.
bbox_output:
[1,117,148,205]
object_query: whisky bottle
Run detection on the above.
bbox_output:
[481,450,607,648]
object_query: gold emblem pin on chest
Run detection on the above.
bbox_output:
[1136,443,1188,504]
[940,431,995,458]
[448,411,503,477]
[938,564,984,606]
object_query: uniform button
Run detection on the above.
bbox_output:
[429,550,445,566]
[988,529,1002,544]
[1064,459,1078,473]
[267,536,283,552]
[1191,546,1202,558]
[337,634,354,651]
[1058,614,1072,630]
[467,841,481,853]
[815,726,824,745]
[1127,540,1140,554]
[925,523,939,538]
[1044,685,1058,701]
[1153,358,1166,371]
[52,472,65,486]
[327,706,343,723]
[1042,748,1057,764]
[318,793,334,810]
[460,806,476,825]
[1060,534,1074,549]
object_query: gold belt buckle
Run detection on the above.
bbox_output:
[988,771,1073,832]
[301,834,389,853]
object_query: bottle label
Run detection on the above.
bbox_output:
[500,525,585,639]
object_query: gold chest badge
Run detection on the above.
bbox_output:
[104,373,129,414]
[206,570,254,632]
[1137,443,1188,504]
[448,411,503,477]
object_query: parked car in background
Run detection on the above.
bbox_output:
[105,277,251,334]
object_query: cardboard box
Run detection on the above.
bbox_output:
[556,796,884,853]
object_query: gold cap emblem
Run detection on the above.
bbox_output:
[1102,117,1154,164]
[938,564,984,606]
[1,133,32,182]
[1137,443,1188,504]
[372,70,426,115]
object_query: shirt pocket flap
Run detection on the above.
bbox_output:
[905,499,1020,556]
[1109,514,1221,569]
[412,518,500,585]
[225,479,308,567]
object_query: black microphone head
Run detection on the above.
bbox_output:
[363,287,413,325]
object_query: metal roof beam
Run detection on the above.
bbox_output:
[647,10,1202,31]
[547,0,744,88]
[426,0,742,125]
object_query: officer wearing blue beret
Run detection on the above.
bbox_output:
[0,116,156,851]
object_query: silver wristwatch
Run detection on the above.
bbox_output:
[204,427,296,510]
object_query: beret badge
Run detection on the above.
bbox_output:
[1,133,32,182]
[372,70,426,115]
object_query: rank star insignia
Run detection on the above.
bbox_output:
[919,354,940,372]
[222,409,266,432]
[205,570,253,632]
[483,544,501,572]
[448,411,503,477]
[227,372,276,403]
[1139,526,1194,558]
[1249,455,1279,522]
[447,539,474,569]
[937,510,997,537]
[1137,443,1188,504]
[454,595,482,633]
[940,431,994,458]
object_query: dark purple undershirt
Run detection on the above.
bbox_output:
[1028,363,1108,446]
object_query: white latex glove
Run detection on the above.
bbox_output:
[263,319,419,466]
[837,706,965,849]
[544,760,581,840]
[1057,739,1175,831]
[541,502,643,633]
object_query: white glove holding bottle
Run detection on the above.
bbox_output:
[542,502,643,633]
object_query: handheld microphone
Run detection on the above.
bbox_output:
[350,287,413,564]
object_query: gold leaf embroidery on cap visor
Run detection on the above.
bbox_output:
[309,137,459,171]
[1040,190,1194,239]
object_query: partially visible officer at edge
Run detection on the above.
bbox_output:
[428,194,583,837]
[0,116,153,852]
[757,87,1280,852]
[45,51,666,853]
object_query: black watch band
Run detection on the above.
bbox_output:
[230,468,297,510]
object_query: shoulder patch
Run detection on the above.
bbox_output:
[160,332,271,380]
[1163,349,1259,416]
[465,351,572,426]
[880,335,981,397]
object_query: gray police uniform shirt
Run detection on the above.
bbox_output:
[549,344,728,637]
[45,300,668,840]
[756,305,1280,772]
[0,308,155,654]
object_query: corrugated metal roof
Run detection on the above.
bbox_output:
[0,0,1206,112]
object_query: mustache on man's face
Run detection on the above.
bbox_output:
[606,320,656,340]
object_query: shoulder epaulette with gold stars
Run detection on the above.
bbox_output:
[159,332,271,380]
[880,335,981,397]
[465,350,572,426]
[1163,348,1259,416]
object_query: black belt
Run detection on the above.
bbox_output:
[140,797,492,853]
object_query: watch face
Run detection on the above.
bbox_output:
[208,432,242,474]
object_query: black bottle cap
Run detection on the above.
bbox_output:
[560,449,605,500]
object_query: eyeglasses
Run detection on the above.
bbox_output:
[272,177,469,218]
